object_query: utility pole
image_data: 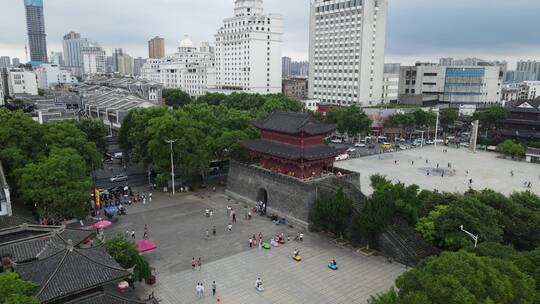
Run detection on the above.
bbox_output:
[165,139,177,195]
[460,225,479,248]
[434,109,440,147]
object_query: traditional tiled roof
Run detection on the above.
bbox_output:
[527,147,540,156]
[0,215,32,230]
[0,225,92,263]
[241,139,340,161]
[15,246,129,303]
[253,111,335,135]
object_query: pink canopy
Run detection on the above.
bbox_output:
[136,239,157,253]
[93,220,112,229]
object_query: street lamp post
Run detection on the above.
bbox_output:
[460,225,479,248]
[165,139,178,195]
[434,108,440,147]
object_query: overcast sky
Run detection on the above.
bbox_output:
[1,0,539,68]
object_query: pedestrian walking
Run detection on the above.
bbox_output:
[412,160,414,165]
[198,257,202,270]
[212,226,216,236]
[227,206,231,216]
[436,163,439,169]
[192,257,196,271]
[425,159,428,164]
[206,229,210,239]
[149,192,152,203]
[228,223,232,232]
[200,283,205,296]
[131,230,135,239]
[510,170,514,177]
[196,283,200,298]
[210,210,213,217]
[212,281,216,296]
[249,237,253,248]
[232,212,237,223]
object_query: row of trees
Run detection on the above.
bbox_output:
[0,109,107,222]
[496,139,527,158]
[119,92,303,186]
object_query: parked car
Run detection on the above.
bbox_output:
[335,154,349,161]
[354,143,366,148]
[109,174,128,183]
[330,139,343,144]
[382,142,392,150]
[426,140,435,145]
[113,152,123,159]
[347,148,356,153]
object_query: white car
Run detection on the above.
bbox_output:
[335,154,349,161]
[426,140,435,145]
[354,143,366,148]
[109,174,128,183]
[330,139,343,144]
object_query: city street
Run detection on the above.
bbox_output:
[105,189,406,304]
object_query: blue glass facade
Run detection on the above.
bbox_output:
[24,0,43,7]
[446,68,485,77]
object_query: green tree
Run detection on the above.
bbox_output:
[311,188,352,236]
[435,196,503,250]
[16,148,92,223]
[43,121,101,171]
[412,110,437,128]
[0,272,39,304]
[473,106,507,131]
[163,88,192,108]
[326,106,372,137]
[76,118,108,153]
[439,108,458,131]
[102,234,151,282]
[497,140,526,158]
[416,205,449,242]
[380,251,536,304]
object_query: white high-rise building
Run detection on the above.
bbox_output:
[7,68,38,96]
[214,0,283,94]
[81,45,106,77]
[113,48,134,76]
[141,36,216,97]
[0,78,4,105]
[35,64,77,89]
[308,0,388,106]
[62,32,88,76]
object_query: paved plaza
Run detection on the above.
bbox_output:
[106,190,406,304]
[336,145,540,196]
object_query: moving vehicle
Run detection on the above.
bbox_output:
[113,152,123,159]
[330,138,343,144]
[335,154,349,161]
[109,174,128,183]
[382,142,392,150]
[354,143,366,148]
[347,148,356,153]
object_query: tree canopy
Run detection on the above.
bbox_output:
[472,106,507,131]
[102,234,151,283]
[0,272,39,304]
[369,251,537,304]
[311,188,352,236]
[163,88,192,108]
[325,106,372,137]
[16,148,92,223]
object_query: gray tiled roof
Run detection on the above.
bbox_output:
[15,246,129,303]
[0,225,92,263]
[65,291,146,304]
[241,139,340,161]
[253,111,335,135]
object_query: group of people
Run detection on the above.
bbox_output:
[195,281,217,298]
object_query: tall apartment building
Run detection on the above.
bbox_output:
[0,77,4,105]
[49,51,64,66]
[282,56,291,77]
[133,57,146,76]
[112,48,134,76]
[291,61,309,77]
[309,0,388,106]
[24,0,48,64]
[0,57,10,68]
[81,45,106,77]
[399,63,503,105]
[214,0,283,94]
[12,58,21,67]
[62,32,89,76]
[516,60,540,81]
[7,68,39,95]
[141,36,216,97]
[148,36,165,59]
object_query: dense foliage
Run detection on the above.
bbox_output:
[119,93,303,184]
[369,251,538,304]
[0,109,102,222]
[103,234,151,283]
[163,88,192,108]
[496,139,526,158]
[472,106,507,132]
[0,272,39,304]
[325,106,372,137]
[311,188,352,236]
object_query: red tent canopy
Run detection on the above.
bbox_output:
[136,239,157,253]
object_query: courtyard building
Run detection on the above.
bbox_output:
[500,100,540,141]
[141,36,216,97]
[214,0,284,94]
[308,0,388,106]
